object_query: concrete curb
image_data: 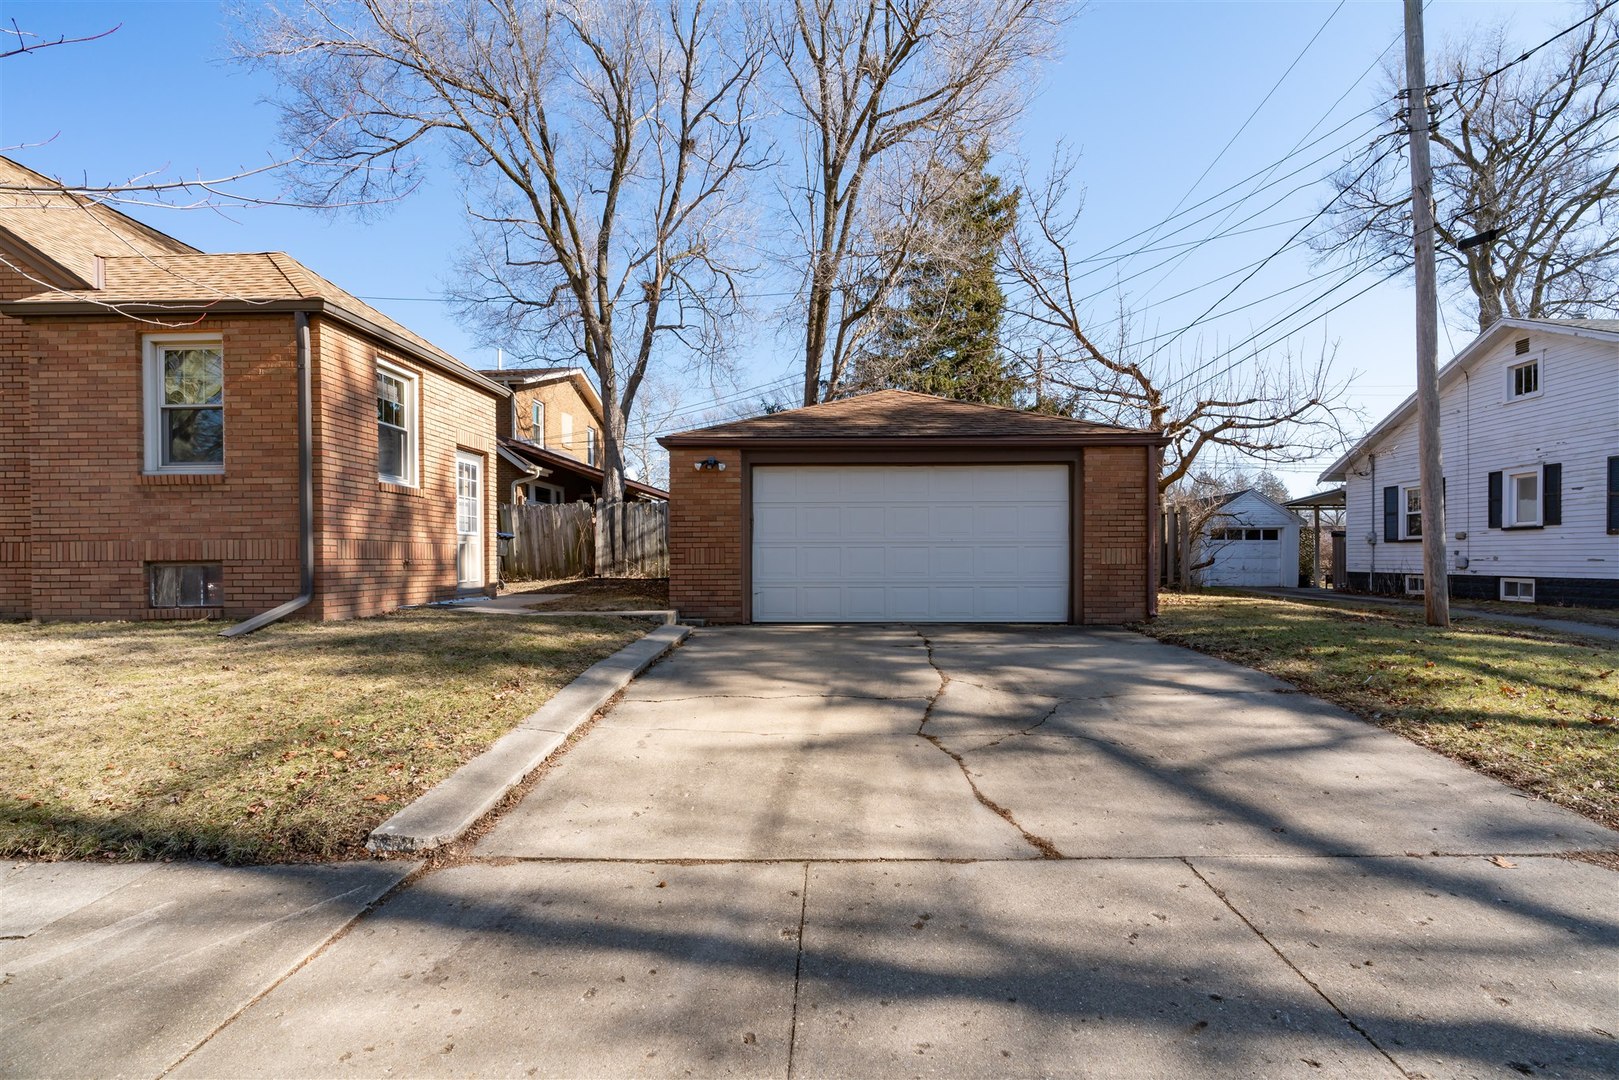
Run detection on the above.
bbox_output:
[366,623,691,853]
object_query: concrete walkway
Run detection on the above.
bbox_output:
[4,626,1617,1078]
[1241,586,1619,644]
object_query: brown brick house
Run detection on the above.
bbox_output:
[659,390,1165,624]
[482,366,667,505]
[0,157,508,624]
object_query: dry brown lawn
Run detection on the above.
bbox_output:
[0,610,654,863]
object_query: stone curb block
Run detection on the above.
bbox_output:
[366,623,692,853]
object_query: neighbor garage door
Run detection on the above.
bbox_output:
[751,465,1069,622]
[1203,528,1283,586]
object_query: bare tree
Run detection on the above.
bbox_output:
[770,0,1063,405]
[1004,157,1358,494]
[1,20,119,61]
[241,0,765,571]
[1320,1,1619,330]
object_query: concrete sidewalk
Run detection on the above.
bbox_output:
[4,626,1617,1078]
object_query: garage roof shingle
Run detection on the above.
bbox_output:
[660,389,1160,446]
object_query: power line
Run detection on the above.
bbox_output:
[1138,132,1407,367]
[1120,0,1347,283]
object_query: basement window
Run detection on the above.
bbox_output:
[1500,578,1536,603]
[1404,574,1425,596]
[149,563,222,608]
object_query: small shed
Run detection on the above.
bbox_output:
[657,390,1167,624]
[1198,489,1305,588]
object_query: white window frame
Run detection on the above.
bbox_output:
[1400,484,1423,540]
[586,427,597,466]
[530,400,545,447]
[1404,574,1425,595]
[143,333,225,474]
[376,360,419,487]
[1504,464,1543,528]
[1500,577,1536,603]
[525,481,563,505]
[1506,357,1541,401]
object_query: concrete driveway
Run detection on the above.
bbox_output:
[6,626,1618,1078]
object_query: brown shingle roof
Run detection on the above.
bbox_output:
[660,389,1160,446]
[0,156,197,286]
[2,251,503,396]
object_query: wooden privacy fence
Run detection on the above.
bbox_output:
[1160,505,1197,589]
[499,500,668,581]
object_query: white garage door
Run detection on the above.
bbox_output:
[1203,529,1283,586]
[751,465,1069,622]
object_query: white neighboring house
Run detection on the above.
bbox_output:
[1319,318,1619,606]
[1197,489,1303,588]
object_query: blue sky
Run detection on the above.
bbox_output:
[1,1,1584,493]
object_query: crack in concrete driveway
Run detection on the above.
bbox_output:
[8,624,1617,1079]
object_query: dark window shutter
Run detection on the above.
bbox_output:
[1608,457,1619,533]
[1543,463,1561,526]
[1384,485,1399,542]
[1488,471,1503,528]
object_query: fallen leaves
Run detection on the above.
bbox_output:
[1489,856,1518,869]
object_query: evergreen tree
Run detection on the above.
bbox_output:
[858,146,1019,405]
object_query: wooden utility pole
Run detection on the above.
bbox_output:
[1404,0,1450,627]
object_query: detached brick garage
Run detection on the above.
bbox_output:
[658,391,1166,625]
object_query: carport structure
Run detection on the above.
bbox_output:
[659,390,1167,624]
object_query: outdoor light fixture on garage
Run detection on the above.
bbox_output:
[693,456,726,471]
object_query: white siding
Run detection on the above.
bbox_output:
[1342,331,1619,582]
[1198,490,1303,587]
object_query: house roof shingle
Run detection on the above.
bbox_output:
[1,250,505,397]
[0,157,198,287]
[660,389,1160,446]
[499,437,669,500]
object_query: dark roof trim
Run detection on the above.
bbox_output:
[0,296,510,399]
[0,230,90,290]
[500,437,669,500]
[660,432,1168,449]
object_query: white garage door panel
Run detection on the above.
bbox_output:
[752,465,1069,622]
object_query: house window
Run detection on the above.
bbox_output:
[1404,574,1425,595]
[1260,528,1279,541]
[1506,467,1541,527]
[144,335,224,473]
[1402,486,1422,538]
[560,412,574,454]
[586,428,597,466]
[525,482,562,505]
[530,400,545,446]
[148,563,222,608]
[376,362,418,485]
[1500,578,1536,603]
[1508,359,1539,399]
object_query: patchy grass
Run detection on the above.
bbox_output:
[0,611,654,864]
[510,576,670,612]
[1138,593,1619,832]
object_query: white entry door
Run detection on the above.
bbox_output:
[751,465,1069,622]
[455,451,484,588]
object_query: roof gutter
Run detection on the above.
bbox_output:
[221,311,314,637]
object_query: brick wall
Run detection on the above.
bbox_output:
[308,317,499,620]
[665,446,744,622]
[0,262,34,617]
[20,313,302,621]
[8,308,500,623]
[1081,445,1153,624]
